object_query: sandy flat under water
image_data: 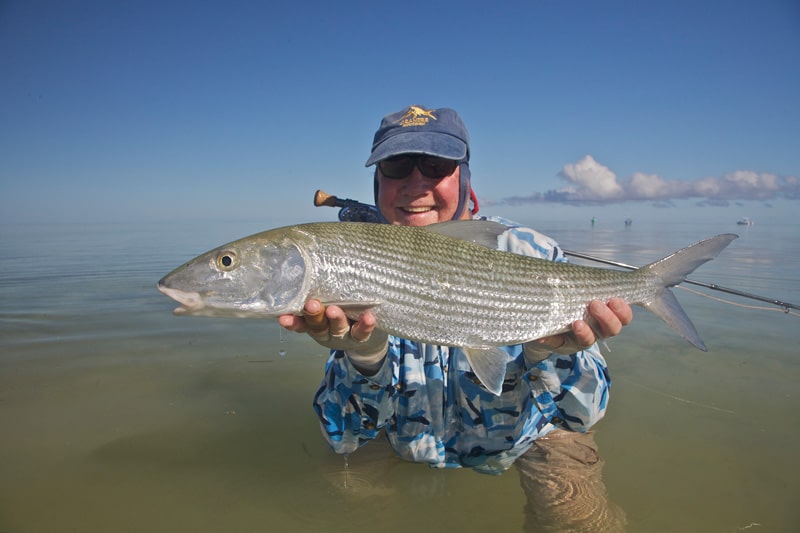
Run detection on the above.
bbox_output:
[1,218,798,531]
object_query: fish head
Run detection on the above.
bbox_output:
[157,230,311,318]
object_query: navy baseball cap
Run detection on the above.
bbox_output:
[365,105,470,166]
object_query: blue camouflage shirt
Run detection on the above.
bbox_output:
[312,217,611,475]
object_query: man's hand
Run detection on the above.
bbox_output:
[278,300,388,373]
[526,298,633,358]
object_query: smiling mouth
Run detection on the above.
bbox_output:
[401,206,434,213]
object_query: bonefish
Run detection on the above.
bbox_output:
[158,220,737,394]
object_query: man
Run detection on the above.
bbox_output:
[280,105,630,528]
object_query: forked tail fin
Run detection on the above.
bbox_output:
[641,234,738,351]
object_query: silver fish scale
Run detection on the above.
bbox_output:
[294,223,660,347]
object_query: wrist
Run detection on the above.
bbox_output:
[524,334,577,363]
[345,340,389,376]
[523,341,555,363]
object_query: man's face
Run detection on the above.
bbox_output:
[377,160,464,227]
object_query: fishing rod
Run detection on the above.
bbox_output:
[562,249,799,313]
[313,189,800,314]
[314,189,383,223]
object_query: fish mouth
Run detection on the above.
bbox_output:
[157,281,204,315]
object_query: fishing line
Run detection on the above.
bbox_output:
[676,285,800,317]
[616,376,736,415]
[564,249,800,315]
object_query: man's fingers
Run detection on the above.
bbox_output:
[587,300,623,338]
[301,300,332,340]
[349,311,376,343]
[303,300,326,326]
[608,297,633,325]
[570,321,596,349]
[527,300,633,356]
[324,306,352,338]
[278,314,304,332]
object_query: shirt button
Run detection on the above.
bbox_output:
[551,417,563,425]
[527,374,539,382]
[364,421,376,430]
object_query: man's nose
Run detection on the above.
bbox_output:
[403,166,432,190]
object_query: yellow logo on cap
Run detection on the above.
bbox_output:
[399,106,437,127]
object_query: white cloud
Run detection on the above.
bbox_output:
[720,170,781,199]
[559,155,624,200]
[629,172,674,199]
[500,155,799,205]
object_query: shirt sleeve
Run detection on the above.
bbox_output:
[313,346,397,454]
[524,347,610,432]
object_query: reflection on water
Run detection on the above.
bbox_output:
[1,219,799,531]
[517,431,627,532]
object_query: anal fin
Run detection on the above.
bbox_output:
[463,346,511,396]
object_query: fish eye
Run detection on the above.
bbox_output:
[215,250,239,271]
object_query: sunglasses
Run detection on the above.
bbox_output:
[378,154,459,180]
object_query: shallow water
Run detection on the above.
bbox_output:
[1,217,798,532]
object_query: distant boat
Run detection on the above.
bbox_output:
[737,217,754,226]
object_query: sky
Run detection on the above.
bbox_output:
[1,0,798,226]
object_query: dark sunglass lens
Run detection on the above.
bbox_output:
[419,156,458,179]
[379,156,415,179]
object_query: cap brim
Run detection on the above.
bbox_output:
[365,131,467,166]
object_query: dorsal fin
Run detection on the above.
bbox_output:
[424,220,508,249]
